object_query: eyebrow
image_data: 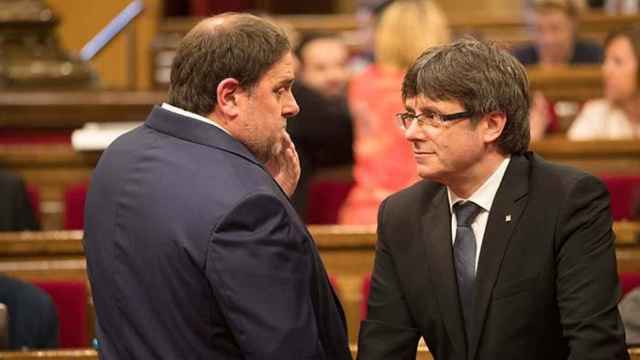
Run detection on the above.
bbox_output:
[404,104,442,114]
[274,77,295,89]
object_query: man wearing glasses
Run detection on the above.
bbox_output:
[357,39,628,359]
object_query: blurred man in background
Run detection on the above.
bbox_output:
[514,0,602,67]
[288,33,354,221]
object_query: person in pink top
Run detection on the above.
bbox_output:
[339,0,450,224]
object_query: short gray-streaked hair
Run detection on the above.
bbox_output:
[402,38,531,155]
[168,13,291,116]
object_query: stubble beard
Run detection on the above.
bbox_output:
[248,132,281,165]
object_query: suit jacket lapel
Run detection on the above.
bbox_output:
[423,186,467,353]
[469,154,530,360]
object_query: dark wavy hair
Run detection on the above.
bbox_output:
[402,38,531,155]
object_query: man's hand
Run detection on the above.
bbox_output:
[265,131,300,197]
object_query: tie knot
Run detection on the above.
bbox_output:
[453,201,482,226]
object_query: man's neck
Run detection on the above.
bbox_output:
[446,152,508,199]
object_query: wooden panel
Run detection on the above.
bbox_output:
[531,138,640,175]
[527,66,602,102]
[157,12,640,48]
[2,138,639,230]
[0,91,165,129]
[47,0,162,90]
[0,145,97,230]
[0,349,97,359]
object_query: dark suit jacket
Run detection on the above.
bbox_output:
[358,153,628,360]
[84,106,351,360]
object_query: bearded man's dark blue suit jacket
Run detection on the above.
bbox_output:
[84,106,351,359]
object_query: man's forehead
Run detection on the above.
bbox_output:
[404,96,463,110]
[263,52,295,80]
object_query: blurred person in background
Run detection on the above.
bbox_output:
[568,26,640,139]
[349,0,394,72]
[288,33,354,221]
[518,0,604,140]
[514,0,602,67]
[338,0,450,225]
[0,275,58,349]
[0,169,39,231]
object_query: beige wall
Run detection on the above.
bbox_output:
[48,0,161,90]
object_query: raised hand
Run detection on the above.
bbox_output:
[265,130,300,197]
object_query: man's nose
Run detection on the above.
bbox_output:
[283,93,300,118]
[404,119,423,140]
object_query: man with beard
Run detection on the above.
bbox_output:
[84,13,351,360]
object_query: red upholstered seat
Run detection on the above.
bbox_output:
[307,180,354,225]
[600,175,640,221]
[620,272,640,297]
[0,129,71,145]
[32,281,88,348]
[64,183,88,230]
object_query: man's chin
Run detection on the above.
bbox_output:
[416,166,443,182]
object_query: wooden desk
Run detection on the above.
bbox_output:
[531,138,640,175]
[527,66,601,103]
[0,349,97,359]
[3,138,639,229]
[1,223,638,343]
[0,91,164,130]
[2,346,640,359]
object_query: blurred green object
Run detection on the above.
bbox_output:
[0,0,98,89]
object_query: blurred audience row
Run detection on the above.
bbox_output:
[6,1,637,227]
[525,0,640,140]
[285,0,640,224]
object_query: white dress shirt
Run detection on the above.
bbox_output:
[447,157,511,273]
[161,102,230,135]
[568,99,640,140]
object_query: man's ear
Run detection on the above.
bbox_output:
[482,111,507,143]
[216,78,242,117]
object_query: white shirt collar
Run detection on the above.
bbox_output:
[447,156,511,213]
[161,102,230,135]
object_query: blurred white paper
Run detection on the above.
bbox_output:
[72,122,141,151]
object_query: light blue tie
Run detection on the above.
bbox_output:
[453,201,483,342]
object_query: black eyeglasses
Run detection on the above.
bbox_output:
[395,110,474,130]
